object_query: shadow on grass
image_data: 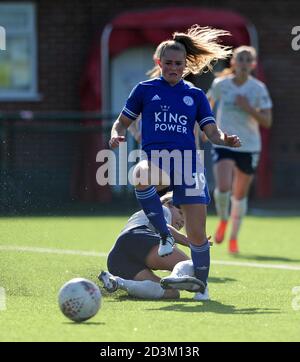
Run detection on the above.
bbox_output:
[62,321,105,326]
[208,277,237,284]
[146,300,281,315]
[231,253,300,264]
[107,296,280,315]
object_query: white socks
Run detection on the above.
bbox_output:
[110,260,207,300]
[230,197,248,240]
[214,189,248,240]
[214,189,230,220]
[115,277,165,299]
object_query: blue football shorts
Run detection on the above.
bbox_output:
[143,148,210,206]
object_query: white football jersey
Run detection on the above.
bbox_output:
[208,75,272,152]
[122,205,172,233]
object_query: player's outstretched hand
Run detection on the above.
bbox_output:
[109,136,125,149]
[224,133,241,148]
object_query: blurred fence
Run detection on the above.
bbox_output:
[0,111,138,216]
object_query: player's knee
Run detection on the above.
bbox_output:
[132,161,170,189]
[132,161,150,188]
[149,162,170,186]
[218,185,231,193]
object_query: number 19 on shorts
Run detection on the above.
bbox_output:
[185,172,206,197]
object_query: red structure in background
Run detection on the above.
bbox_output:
[73,37,112,203]
[78,7,271,202]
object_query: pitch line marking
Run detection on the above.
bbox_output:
[211,260,300,271]
[0,287,6,311]
[1,245,300,271]
[0,245,107,257]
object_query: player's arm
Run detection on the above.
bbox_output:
[249,108,272,128]
[167,225,190,247]
[197,88,236,146]
[195,122,208,144]
[235,95,272,128]
[110,83,143,148]
[194,123,200,149]
[203,123,241,148]
[202,96,215,144]
[109,114,132,149]
[128,117,141,143]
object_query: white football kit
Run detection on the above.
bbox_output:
[121,205,172,233]
[208,75,272,153]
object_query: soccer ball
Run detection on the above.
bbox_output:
[58,278,101,322]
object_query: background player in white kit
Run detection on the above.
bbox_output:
[208,46,273,253]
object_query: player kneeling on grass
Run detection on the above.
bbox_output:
[99,193,209,301]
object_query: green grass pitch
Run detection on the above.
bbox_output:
[0,215,300,342]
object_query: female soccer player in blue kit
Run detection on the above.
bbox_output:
[110,25,241,297]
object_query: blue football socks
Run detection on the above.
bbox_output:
[190,240,210,287]
[135,186,170,237]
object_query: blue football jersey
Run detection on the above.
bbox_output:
[122,77,215,151]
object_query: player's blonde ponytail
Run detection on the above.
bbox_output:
[147,25,232,78]
[173,25,232,76]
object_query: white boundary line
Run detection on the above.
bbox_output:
[0,245,107,258]
[212,260,300,271]
[0,287,6,311]
[1,244,300,271]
